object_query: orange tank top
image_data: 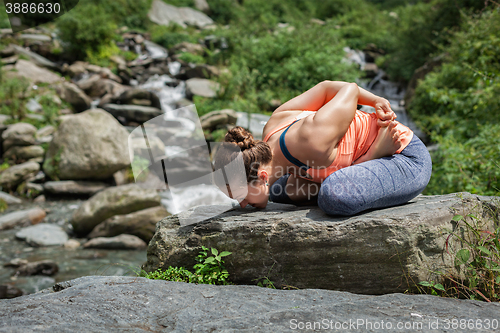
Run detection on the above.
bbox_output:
[263,110,413,183]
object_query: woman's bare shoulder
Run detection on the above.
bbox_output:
[262,110,303,139]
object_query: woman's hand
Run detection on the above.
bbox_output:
[374,98,397,127]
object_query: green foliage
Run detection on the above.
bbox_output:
[0,0,10,29]
[0,198,7,213]
[409,6,500,195]
[56,3,117,59]
[178,52,205,64]
[418,210,500,302]
[149,24,197,50]
[0,76,31,120]
[85,0,153,30]
[382,0,487,81]
[143,266,195,282]
[141,246,232,285]
[193,246,231,285]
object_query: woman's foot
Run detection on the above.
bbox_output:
[370,121,402,159]
[353,121,401,164]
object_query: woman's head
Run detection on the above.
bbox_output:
[213,126,272,208]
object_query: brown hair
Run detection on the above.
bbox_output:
[213,126,272,183]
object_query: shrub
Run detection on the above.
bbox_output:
[56,3,117,59]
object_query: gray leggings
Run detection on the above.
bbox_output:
[269,135,432,215]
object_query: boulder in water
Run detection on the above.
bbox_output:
[83,234,147,250]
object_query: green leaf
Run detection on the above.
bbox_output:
[452,214,463,222]
[455,249,470,265]
[434,283,445,291]
[204,257,215,264]
[219,251,232,257]
[477,246,491,256]
[211,248,218,256]
[419,281,432,287]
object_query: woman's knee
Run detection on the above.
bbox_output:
[317,178,365,216]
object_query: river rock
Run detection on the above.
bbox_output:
[1,276,500,332]
[144,193,500,295]
[86,64,122,83]
[42,109,130,180]
[2,122,37,151]
[15,260,59,276]
[54,82,92,112]
[63,239,80,249]
[169,41,205,56]
[116,88,162,109]
[0,190,22,204]
[0,161,40,190]
[83,234,147,250]
[1,54,18,65]
[89,206,170,242]
[12,59,60,84]
[3,145,45,162]
[43,180,109,196]
[65,61,88,77]
[10,44,58,70]
[0,284,23,299]
[0,207,46,230]
[194,0,210,13]
[185,78,220,99]
[200,109,238,131]
[36,125,55,138]
[102,104,163,123]
[16,223,68,246]
[71,184,161,236]
[148,0,214,29]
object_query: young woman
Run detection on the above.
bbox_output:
[214,80,432,216]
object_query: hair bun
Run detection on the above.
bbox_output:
[225,126,256,150]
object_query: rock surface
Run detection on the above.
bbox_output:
[144,193,500,295]
[0,207,46,230]
[1,276,499,332]
[0,161,40,190]
[83,234,147,250]
[89,206,170,241]
[42,109,130,180]
[54,82,92,112]
[43,180,109,196]
[102,104,163,123]
[148,0,214,28]
[12,60,60,84]
[71,184,162,236]
[15,223,68,246]
[2,122,37,151]
[15,260,59,276]
[185,78,220,99]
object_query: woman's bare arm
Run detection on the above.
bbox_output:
[274,80,396,126]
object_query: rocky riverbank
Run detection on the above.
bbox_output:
[1,275,499,332]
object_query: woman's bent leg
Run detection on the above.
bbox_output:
[317,135,432,216]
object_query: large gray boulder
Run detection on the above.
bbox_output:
[42,109,130,180]
[71,184,162,236]
[1,276,499,332]
[144,193,500,295]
